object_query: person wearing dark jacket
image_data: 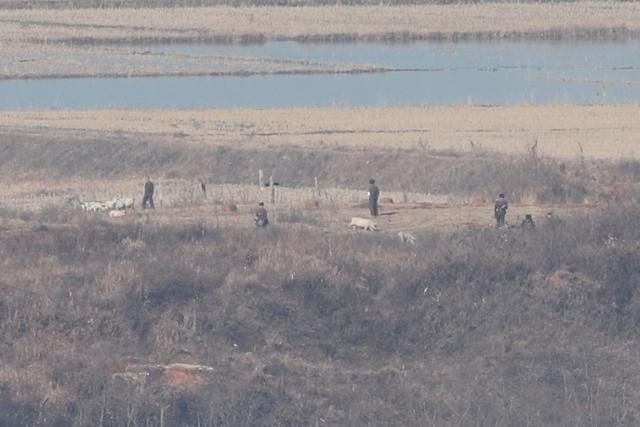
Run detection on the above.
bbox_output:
[255,202,269,227]
[368,178,380,217]
[142,176,155,209]
[494,193,508,227]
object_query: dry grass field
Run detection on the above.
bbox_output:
[2,2,640,424]
[0,104,638,235]
[1,2,640,78]
[2,103,640,424]
[2,3,640,43]
[2,105,639,158]
[0,42,385,79]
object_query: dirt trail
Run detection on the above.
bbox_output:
[0,177,602,234]
[106,200,600,236]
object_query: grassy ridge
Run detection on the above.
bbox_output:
[0,130,601,202]
[1,207,640,424]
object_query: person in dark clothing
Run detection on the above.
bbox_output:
[494,193,508,227]
[255,202,269,227]
[368,178,380,217]
[142,176,155,209]
[521,214,535,229]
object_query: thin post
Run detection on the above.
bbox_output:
[259,169,264,189]
[270,175,275,204]
[314,177,320,198]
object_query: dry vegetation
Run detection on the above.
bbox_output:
[0,42,386,79]
[1,105,640,225]
[5,0,636,7]
[1,2,640,78]
[1,101,640,424]
[3,3,640,42]
[2,202,640,425]
[1,1,640,420]
[2,105,639,159]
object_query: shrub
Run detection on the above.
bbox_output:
[2,209,640,424]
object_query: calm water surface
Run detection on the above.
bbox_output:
[1,41,639,110]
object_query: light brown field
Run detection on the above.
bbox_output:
[0,175,593,236]
[2,105,639,159]
[1,2,640,78]
[1,104,629,235]
[2,3,639,43]
[0,42,386,79]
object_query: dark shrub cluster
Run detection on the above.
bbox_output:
[1,208,640,425]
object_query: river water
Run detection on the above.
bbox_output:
[1,40,639,109]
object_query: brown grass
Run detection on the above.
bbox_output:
[1,102,640,422]
[0,42,386,79]
[2,105,639,159]
[1,3,640,78]
[1,0,633,8]
[2,206,640,424]
[2,3,640,43]
[2,104,640,215]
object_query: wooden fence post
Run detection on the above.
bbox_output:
[270,175,275,204]
[314,177,320,198]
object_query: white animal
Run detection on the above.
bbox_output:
[108,210,127,218]
[106,198,134,210]
[397,231,417,244]
[349,217,378,231]
[80,201,110,212]
[79,197,134,212]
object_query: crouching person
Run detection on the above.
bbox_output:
[255,202,269,227]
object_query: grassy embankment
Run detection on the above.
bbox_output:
[1,105,639,211]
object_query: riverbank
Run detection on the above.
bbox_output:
[2,3,640,44]
[1,3,640,79]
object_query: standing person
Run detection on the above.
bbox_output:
[368,178,380,217]
[255,202,269,227]
[494,193,508,227]
[142,176,155,209]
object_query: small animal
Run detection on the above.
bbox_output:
[397,231,416,244]
[108,210,127,218]
[79,197,134,212]
[349,217,378,231]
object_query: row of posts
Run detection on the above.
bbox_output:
[258,169,321,204]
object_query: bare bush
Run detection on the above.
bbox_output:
[1,208,640,424]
